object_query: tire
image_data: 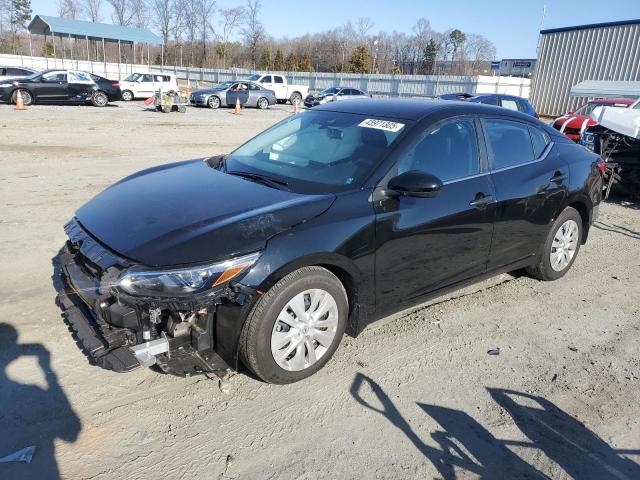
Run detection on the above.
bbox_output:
[91,91,108,107]
[12,89,33,106]
[289,92,302,105]
[257,97,269,110]
[161,105,171,113]
[526,206,583,281]
[207,96,220,109]
[239,266,348,384]
[121,90,134,101]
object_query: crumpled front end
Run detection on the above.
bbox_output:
[56,218,249,376]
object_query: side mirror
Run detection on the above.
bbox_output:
[386,171,443,198]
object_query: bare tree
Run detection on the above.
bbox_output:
[218,5,243,67]
[58,0,81,19]
[355,16,373,43]
[241,0,265,69]
[107,0,133,26]
[83,0,103,21]
[130,0,148,28]
[199,0,216,67]
[151,0,171,47]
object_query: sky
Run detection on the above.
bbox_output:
[29,0,640,59]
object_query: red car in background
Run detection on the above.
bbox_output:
[553,98,635,141]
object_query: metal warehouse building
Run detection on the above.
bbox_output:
[531,19,640,116]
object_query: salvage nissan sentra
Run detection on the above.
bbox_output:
[57,99,603,384]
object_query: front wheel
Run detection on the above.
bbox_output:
[12,89,33,106]
[207,95,220,109]
[527,206,583,281]
[239,266,348,384]
[289,92,302,105]
[121,90,134,101]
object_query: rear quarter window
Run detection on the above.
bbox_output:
[485,119,534,170]
[529,126,549,158]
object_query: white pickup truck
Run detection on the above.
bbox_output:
[247,73,308,105]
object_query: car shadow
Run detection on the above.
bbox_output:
[350,373,640,479]
[0,323,81,480]
[593,221,640,239]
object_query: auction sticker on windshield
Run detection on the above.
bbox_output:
[358,118,405,133]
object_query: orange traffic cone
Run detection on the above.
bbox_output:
[234,97,241,114]
[15,89,26,110]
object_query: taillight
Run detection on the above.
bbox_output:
[111,82,120,87]
[597,161,606,175]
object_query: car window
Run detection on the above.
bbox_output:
[7,67,29,76]
[139,74,152,82]
[485,119,534,170]
[274,76,284,84]
[500,99,519,111]
[529,126,549,158]
[262,75,272,83]
[43,71,67,82]
[248,83,260,90]
[479,96,497,106]
[69,71,93,83]
[0,68,5,75]
[398,118,480,182]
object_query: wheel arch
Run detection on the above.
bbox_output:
[565,194,592,244]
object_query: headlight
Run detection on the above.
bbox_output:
[117,252,260,297]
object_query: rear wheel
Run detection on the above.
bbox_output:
[257,97,269,109]
[527,207,583,281]
[239,266,348,384]
[91,91,108,107]
[121,90,134,101]
[289,92,302,105]
[12,89,32,106]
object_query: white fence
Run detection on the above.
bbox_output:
[1,53,531,98]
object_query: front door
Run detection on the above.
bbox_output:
[482,118,568,270]
[374,117,496,315]
[135,73,155,97]
[35,71,69,102]
[226,82,250,106]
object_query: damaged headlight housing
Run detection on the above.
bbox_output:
[117,252,260,297]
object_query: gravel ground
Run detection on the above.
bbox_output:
[0,101,639,480]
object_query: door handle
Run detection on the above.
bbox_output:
[550,172,567,184]
[469,193,494,208]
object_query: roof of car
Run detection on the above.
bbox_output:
[312,98,537,122]
[588,97,635,105]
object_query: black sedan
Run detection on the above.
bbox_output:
[57,99,602,383]
[0,69,121,107]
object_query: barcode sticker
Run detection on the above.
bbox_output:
[358,118,405,133]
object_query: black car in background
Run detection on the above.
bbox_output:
[0,65,38,80]
[57,99,603,384]
[0,69,121,107]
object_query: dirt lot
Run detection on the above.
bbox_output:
[0,101,639,480]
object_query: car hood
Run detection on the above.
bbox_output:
[75,159,335,266]
[553,114,594,132]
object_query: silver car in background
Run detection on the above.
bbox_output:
[304,87,371,107]
[190,81,277,109]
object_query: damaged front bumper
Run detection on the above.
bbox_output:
[56,219,252,376]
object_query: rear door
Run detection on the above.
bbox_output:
[482,118,568,270]
[374,116,496,313]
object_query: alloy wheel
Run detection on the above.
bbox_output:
[550,219,579,271]
[270,289,339,371]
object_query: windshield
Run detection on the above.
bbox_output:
[575,102,627,116]
[248,74,261,81]
[225,110,409,194]
[213,81,235,90]
[124,73,142,81]
[633,99,640,110]
[320,87,340,95]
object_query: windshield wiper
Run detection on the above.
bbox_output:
[227,170,290,191]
